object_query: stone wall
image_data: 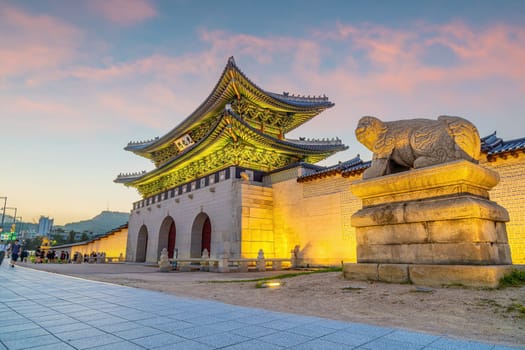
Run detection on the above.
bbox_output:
[270,155,525,266]
[271,167,360,266]
[239,183,275,258]
[483,153,525,264]
[69,226,128,259]
[124,155,525,266]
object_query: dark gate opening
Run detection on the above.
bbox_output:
[168,221,176,258]
[201,217,211,255]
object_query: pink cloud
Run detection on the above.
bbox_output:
[424,22,525,82]
[308,21,525,95]
[88,0,156,25]
[2,96,88,132]
[0,5,81,79]
[67,54,205,81]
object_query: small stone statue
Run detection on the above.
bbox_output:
[256,249,266,272]
[355,115,480,179]
[158,248,172,272]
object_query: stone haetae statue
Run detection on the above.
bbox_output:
[355,115,480,179]
[158,248,172,272]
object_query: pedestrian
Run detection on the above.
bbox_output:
[20,247,28,263]
[0,240,8,265]
[10,239,21,268]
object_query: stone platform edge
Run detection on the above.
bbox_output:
[342,263,524,288]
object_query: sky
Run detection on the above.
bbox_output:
[1,0,524,225]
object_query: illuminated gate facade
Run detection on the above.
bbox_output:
[117,57,346,263]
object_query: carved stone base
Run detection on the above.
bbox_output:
[351,160,512,266]
[343,263,513,288]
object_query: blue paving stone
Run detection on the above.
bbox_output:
[68,334,124,349]
[171,325,224,339]
[290,338,355,350]
[234,314,283,325]
[151,319,194,332]
[230,325,279,338]
[87,341,147,350]
[258,330,314,347]
[27,343,76,350]
[428,337,497,350]
[113,325,163,340]
[321,329,379,347]
[131,333,186,348]
[0,326,50,341]
[222,339,285,350]
[55,327,107,341]
[0,321,40,335]
[195,332,250,348]
[383,329,442,346]
[344,323,394,337]
[153,339,214,350]
[44,322,92,333]
[3,334,62,350]
[360,337,426,350]
[206,320,246,332]
[288,323,338,337]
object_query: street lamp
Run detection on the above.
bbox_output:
[15,216,23,239]
[0,196,7,231]
[4,207,17,232]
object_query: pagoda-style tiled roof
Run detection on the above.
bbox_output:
[116,106,347,196]
[124,57,334,159]
[116,57,347,197]
[297,156,371,182]
[481,132,525,160]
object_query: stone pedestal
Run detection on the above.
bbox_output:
[344,160,513,288]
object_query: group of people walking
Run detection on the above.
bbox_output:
[0,239,22,268]
[33,249,70,263]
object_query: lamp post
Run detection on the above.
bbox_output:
[15,216,23,239]
[5,207,17,225]
[5,207,17,234]
[0,196,7,231]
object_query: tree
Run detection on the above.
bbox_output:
[67,230,76,243]
[24,236,43,251]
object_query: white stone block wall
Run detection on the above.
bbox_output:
[483,154,525,264]
[127,168,242,263]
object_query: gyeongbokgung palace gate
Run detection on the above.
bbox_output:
[116,57,525,266]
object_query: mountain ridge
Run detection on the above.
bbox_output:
[59,211,129,235]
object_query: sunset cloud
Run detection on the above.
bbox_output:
[87,0,156,26]
[0,5,81,80]
[2,96,86,132]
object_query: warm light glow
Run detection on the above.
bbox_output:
[266,282,281,287]
[260,281,281,288]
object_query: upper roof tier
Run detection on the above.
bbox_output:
[125,56,335,161]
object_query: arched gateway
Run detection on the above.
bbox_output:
[158,216,176,259]
[136,225,148,263]
[191,213,211,258]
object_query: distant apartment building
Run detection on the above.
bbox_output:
[38,216,54,236]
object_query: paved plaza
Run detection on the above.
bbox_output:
[0,264,522,350]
